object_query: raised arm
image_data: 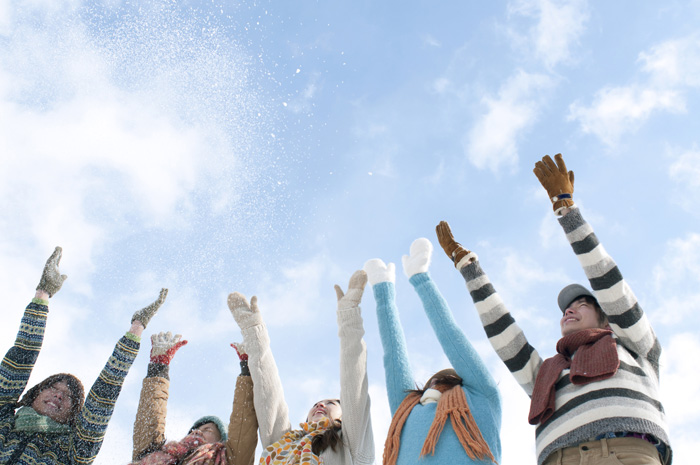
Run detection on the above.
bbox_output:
[403,238,499,398]
[363,259,415,414]
[0,247,67,409]
[132,331,188,460]
[334,270,375,465]
[535,154,660,364]
[225,342,258,465]
[228,293,291,449]
[436,222,543,396]
[71,288,167,464]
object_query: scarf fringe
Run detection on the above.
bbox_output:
[384,385,496,465]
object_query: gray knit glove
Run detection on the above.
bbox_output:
[131,288,168,328]
[36,247,68,297]
[334,270,367,311]
[228,292,263,330]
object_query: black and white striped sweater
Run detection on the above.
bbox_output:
[460,207,671,464]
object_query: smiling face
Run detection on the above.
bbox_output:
[194,422,222,444]
[560,297,606,336]
[307,399,341,423]
[31,381,74,424]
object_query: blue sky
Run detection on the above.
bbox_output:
[2,0,700,463]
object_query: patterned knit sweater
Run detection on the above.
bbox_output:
[0,300,140,465]
[373,272,502,464]
[460,207,671,465]
[242,300,375,465]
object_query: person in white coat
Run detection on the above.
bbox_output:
[227,270,374,465]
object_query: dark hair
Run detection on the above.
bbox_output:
[407,368,463,396]
[580,296,608,326]
[307,398,342,456]
[311,419,342,456]
[17,373,85,426]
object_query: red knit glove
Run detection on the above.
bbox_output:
[150,331,188,365]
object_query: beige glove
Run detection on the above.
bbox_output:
[131,288,168,328]
[334,270,367,311]
[36,247,68,297]
[533,153,575,214]
[228,293,263,330]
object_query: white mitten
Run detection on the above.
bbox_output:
[363,259,396,285]
[402,238,433,278]
[227,292,263,330]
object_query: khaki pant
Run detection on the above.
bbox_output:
[543,437,662,465]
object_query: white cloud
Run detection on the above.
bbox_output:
[508,0,589,69]
[568,86,684,146]
[422,34,441,48]
[668,146,700,212]
[639,34,700,87]
[568,34,700,146]
[464,70,552,172]
[650,233,700,325]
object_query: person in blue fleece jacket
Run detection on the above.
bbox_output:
[364,238,501,465]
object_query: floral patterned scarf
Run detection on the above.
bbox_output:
[260,418,330,465]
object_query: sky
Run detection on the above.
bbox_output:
[1,0,700,463]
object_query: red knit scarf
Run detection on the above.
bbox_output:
[528,328,619,425]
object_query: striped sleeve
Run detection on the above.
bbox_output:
[558,208,660,367]
[0,301,49,408]
[72,334,140,464]
[460,262,543,397]
[409,272,499,398]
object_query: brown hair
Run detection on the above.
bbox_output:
[17,373,85,426]
[384,368,496,465]
[311,419,342,456]
[580,296,609,326]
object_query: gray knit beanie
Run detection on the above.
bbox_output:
[189,415,228,442]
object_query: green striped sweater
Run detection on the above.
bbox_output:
[460,207,671,464]
[0,300,140,464]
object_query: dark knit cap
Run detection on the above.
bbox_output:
[189,415,228,442]
[557,284,595,313]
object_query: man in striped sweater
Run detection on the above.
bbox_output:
[435,154,672,465]
[0,247,167,465]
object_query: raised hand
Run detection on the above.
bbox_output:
[231,342,248,361]
[436,221,476,269]
[363,259,395,285]
[150,331,188,365]
[533,153,575,213]
[36,246,68,297]
[401,238,433,278]
[131,288,168,328]
[334,270,368,311]
[227,292,263,330]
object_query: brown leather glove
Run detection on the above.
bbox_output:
[533,153,575,213]
[435,221,471,268]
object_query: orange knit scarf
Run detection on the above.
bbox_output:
[383,384,496,465]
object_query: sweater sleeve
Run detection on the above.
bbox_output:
[409,272,499,398]
[372,282,415,414]
[460,261,543,397]
[72,334,140,465]
[242,323,291,449]
[558,207,661,367]
[336,302,375,465]
[132,365,170,461]
[0,300,48,409]
[225,374,258,465]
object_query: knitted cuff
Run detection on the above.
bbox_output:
[31,297,49,307]
[125,332,142,343]
[455,252,478,270]
[239,359,250,376]
[147,362,170,380]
